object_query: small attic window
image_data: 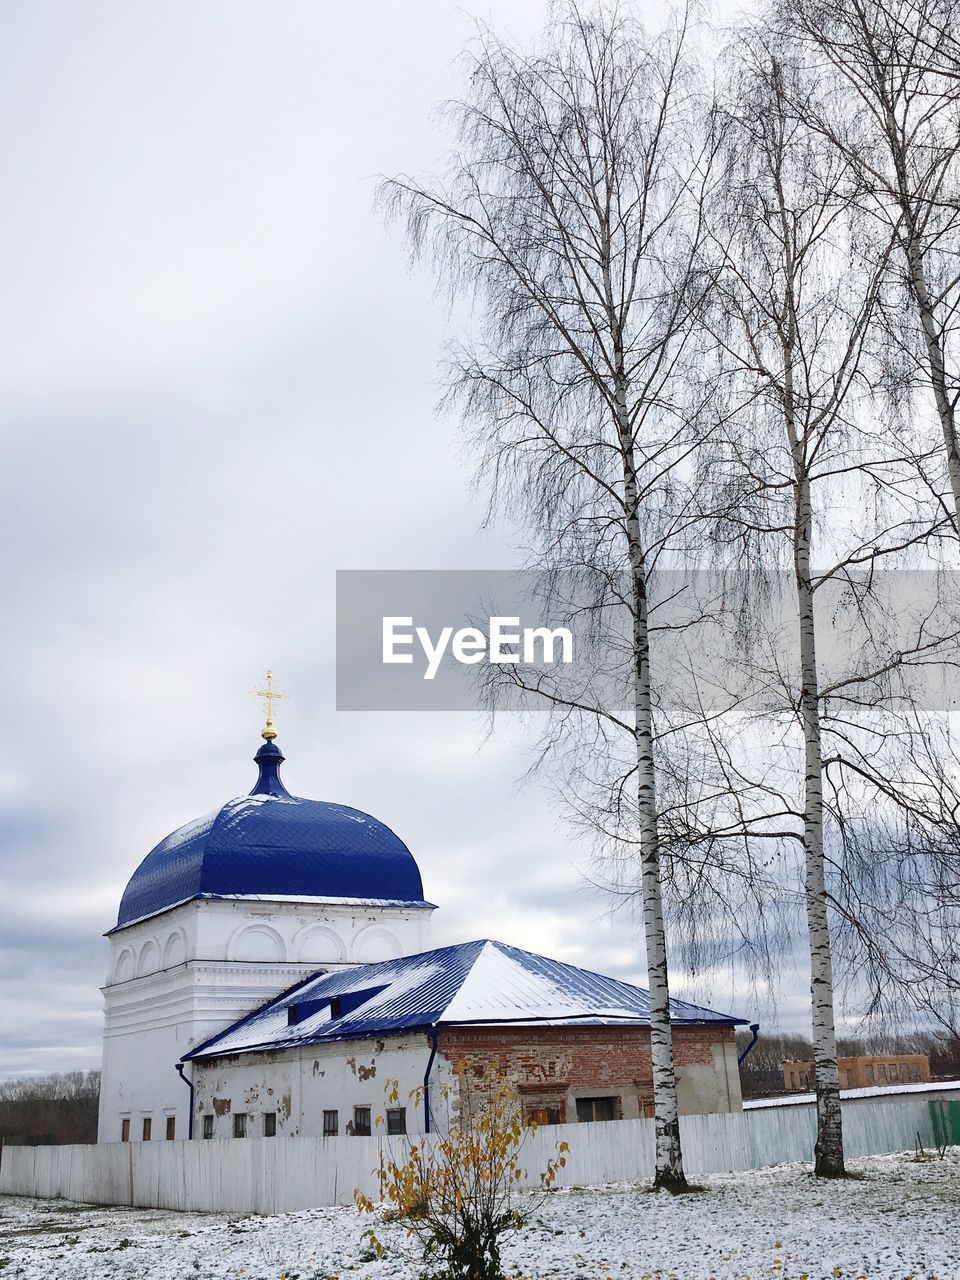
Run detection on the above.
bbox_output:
[329,996,342,1019]
[287,1005,298,1026]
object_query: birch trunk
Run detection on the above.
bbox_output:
[793,485,846,1177]
[785,359,845,1174]
[617,375,686,1189]
[774,132,846,1174]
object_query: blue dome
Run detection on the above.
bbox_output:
[115,739,428,929]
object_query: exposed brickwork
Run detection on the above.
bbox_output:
[438,1024,736,1121]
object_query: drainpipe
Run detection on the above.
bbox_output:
[175,1062,194,1139]
[423,1029,440,1134]
[738,1023,761,1065]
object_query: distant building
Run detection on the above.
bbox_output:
[782,1055,930,1092]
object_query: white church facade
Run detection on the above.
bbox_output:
[99,697,748,1145]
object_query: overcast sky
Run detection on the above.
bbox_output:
[0,0,813,1079]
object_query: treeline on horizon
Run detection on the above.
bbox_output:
[736,1030,960,1098]
[0,1071,100,1147]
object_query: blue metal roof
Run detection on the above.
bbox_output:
[184,939,748,1061]
[115,739,428,928]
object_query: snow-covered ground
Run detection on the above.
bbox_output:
[2,1149,958,1279]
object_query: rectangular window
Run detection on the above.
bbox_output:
[865,1064,875,1083]
[386,1107,407,1135]
[233,1113,247,1138]
[263,1112,277,1137]
[353,1106,372,1136]
[202,1114,214,1139]
[121,1118,130,1143]
[575,1096,617,1123]
[877,1063,887,1082]
[142,1117,152,1141]
[165,1116,176,1141]
[524,1105,561,1127]
[323,1110,338,1137]
[888,1064,899,1082]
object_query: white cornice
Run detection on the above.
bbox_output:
[107,894,435,934]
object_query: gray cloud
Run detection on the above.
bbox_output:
[0,0,804,1080]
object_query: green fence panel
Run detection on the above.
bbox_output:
[928,1099,960,1148]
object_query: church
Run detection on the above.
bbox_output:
[98,680,747,1144]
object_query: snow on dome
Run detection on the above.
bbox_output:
[113,738,429,929]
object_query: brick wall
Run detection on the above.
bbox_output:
[438,1024,739,1120]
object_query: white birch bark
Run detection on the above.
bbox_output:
[604,179,686,1181]
[618,387,685,1187]
[775,149,846,1176]
[792,478,846,1177]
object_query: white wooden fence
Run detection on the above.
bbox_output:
[2,1095,957,1215]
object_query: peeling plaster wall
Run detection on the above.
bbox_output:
[438,1025,743,1121]
[189,1024,740,1142]
[190,1033,451,1139]
[98,898,433,1142]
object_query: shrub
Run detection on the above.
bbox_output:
[355,1063,569,1280]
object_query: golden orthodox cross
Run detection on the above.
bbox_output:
[251,669,288,741]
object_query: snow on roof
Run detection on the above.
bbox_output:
[183,938,747,1063]
[743,1078,960,1108]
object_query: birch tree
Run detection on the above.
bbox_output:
[700,38,946,1175]
[380,3,718,1188]
[777,0,960,526]
[759,0,960,1049]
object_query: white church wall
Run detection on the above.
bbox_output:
[98,897,434,1142]
[162,929,187,968]
[190,1032,452,1139]
[227,923,287,962]
[189,897,433,969]
[353,924,403,964]
[293,923,347,964]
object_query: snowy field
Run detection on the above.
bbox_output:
[1,1149,958,1280]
